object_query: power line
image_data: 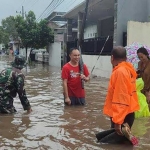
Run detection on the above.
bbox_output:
[43,0,63,19]
[41,0,59,19]
[45,0,65,18]
[16,6,26,19]
[36,0,55,21]
[23,0,36,10]
[26,0,39,11]
[36,0,65,21]
[65,0,76,11]
[16,0,26,10]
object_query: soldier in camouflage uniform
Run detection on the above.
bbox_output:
[0,55,32,113]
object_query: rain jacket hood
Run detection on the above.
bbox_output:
[113,62,137,79]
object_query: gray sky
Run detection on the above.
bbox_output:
[0,0,84,23]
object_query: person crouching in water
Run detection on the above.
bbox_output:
[96,46,139,145]
[0,55,32,113]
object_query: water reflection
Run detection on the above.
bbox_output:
[0,56,149,149]
[0,114,30,149]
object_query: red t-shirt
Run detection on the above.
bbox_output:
[61,62,89,98]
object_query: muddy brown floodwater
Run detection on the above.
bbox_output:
[0,55,150,150]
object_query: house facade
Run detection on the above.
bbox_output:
[63,0,149,78]
[44,0,150,78]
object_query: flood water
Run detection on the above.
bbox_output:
[0,55,150,150]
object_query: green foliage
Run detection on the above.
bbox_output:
[34,19,54,49]
[0,11,54,51]
[0,27,4,43]
[0,16,17,46]
[15,12,36,48]
[1,16,19,41]
[15,11,54,49]
[0,26,9,45]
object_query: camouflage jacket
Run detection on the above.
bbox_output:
[0,67,31,113]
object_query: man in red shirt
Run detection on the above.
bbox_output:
[61,48,90,105]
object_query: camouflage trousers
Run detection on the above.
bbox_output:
[0,87,17,113]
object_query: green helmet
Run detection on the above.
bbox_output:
[11,55,26,69]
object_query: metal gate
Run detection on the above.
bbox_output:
[66,36,113,62]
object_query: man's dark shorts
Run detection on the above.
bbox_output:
[64,97,85,105]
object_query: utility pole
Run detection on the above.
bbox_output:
[78,0,89,47]
[78,0,89,89]
[16,6,25,18]
[16,6,26,56]
[16,6,28,75]
[22,6,25,19]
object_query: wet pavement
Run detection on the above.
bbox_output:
[0,55,150,150]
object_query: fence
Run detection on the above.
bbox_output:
[66,36,113,62]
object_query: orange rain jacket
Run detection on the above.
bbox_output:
[103,62,140,125]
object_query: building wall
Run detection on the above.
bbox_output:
[82,55,112,78]
[49,42,61,68]
[147,0,150,21]
[48,22,59,30]
[19,48,30,59]
[84,25,97,39]
[99,17,114,37]
[127,21,150,47]
[115,0,148,46]
[83,17,114,39]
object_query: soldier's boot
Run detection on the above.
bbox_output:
[122,123,138,146]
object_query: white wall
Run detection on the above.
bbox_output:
[115,0,148,46]
[82,55,112,78]
[0,44,4,50]
[49,42,61,68]
[84,25,97,39]
[127,21,150,47]
[19,48,30,59]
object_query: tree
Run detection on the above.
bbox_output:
[15,11,36,52]
[0,26,4,43]
[0,16,20,50]
[34,19,54,49]
[1,16,19,41]
[15,11,54,59]
[0,26,9,48]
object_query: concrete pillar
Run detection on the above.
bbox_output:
[113,0,118,46]
[78,12,84,40]
[67,19,73,41]
[97,20,101,37]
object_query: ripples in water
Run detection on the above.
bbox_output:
[0,56,149,149]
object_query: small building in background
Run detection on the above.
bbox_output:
[47,11,77,68]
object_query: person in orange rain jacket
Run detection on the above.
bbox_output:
[96,46,139,145]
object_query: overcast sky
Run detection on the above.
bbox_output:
[0,0,84,23]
